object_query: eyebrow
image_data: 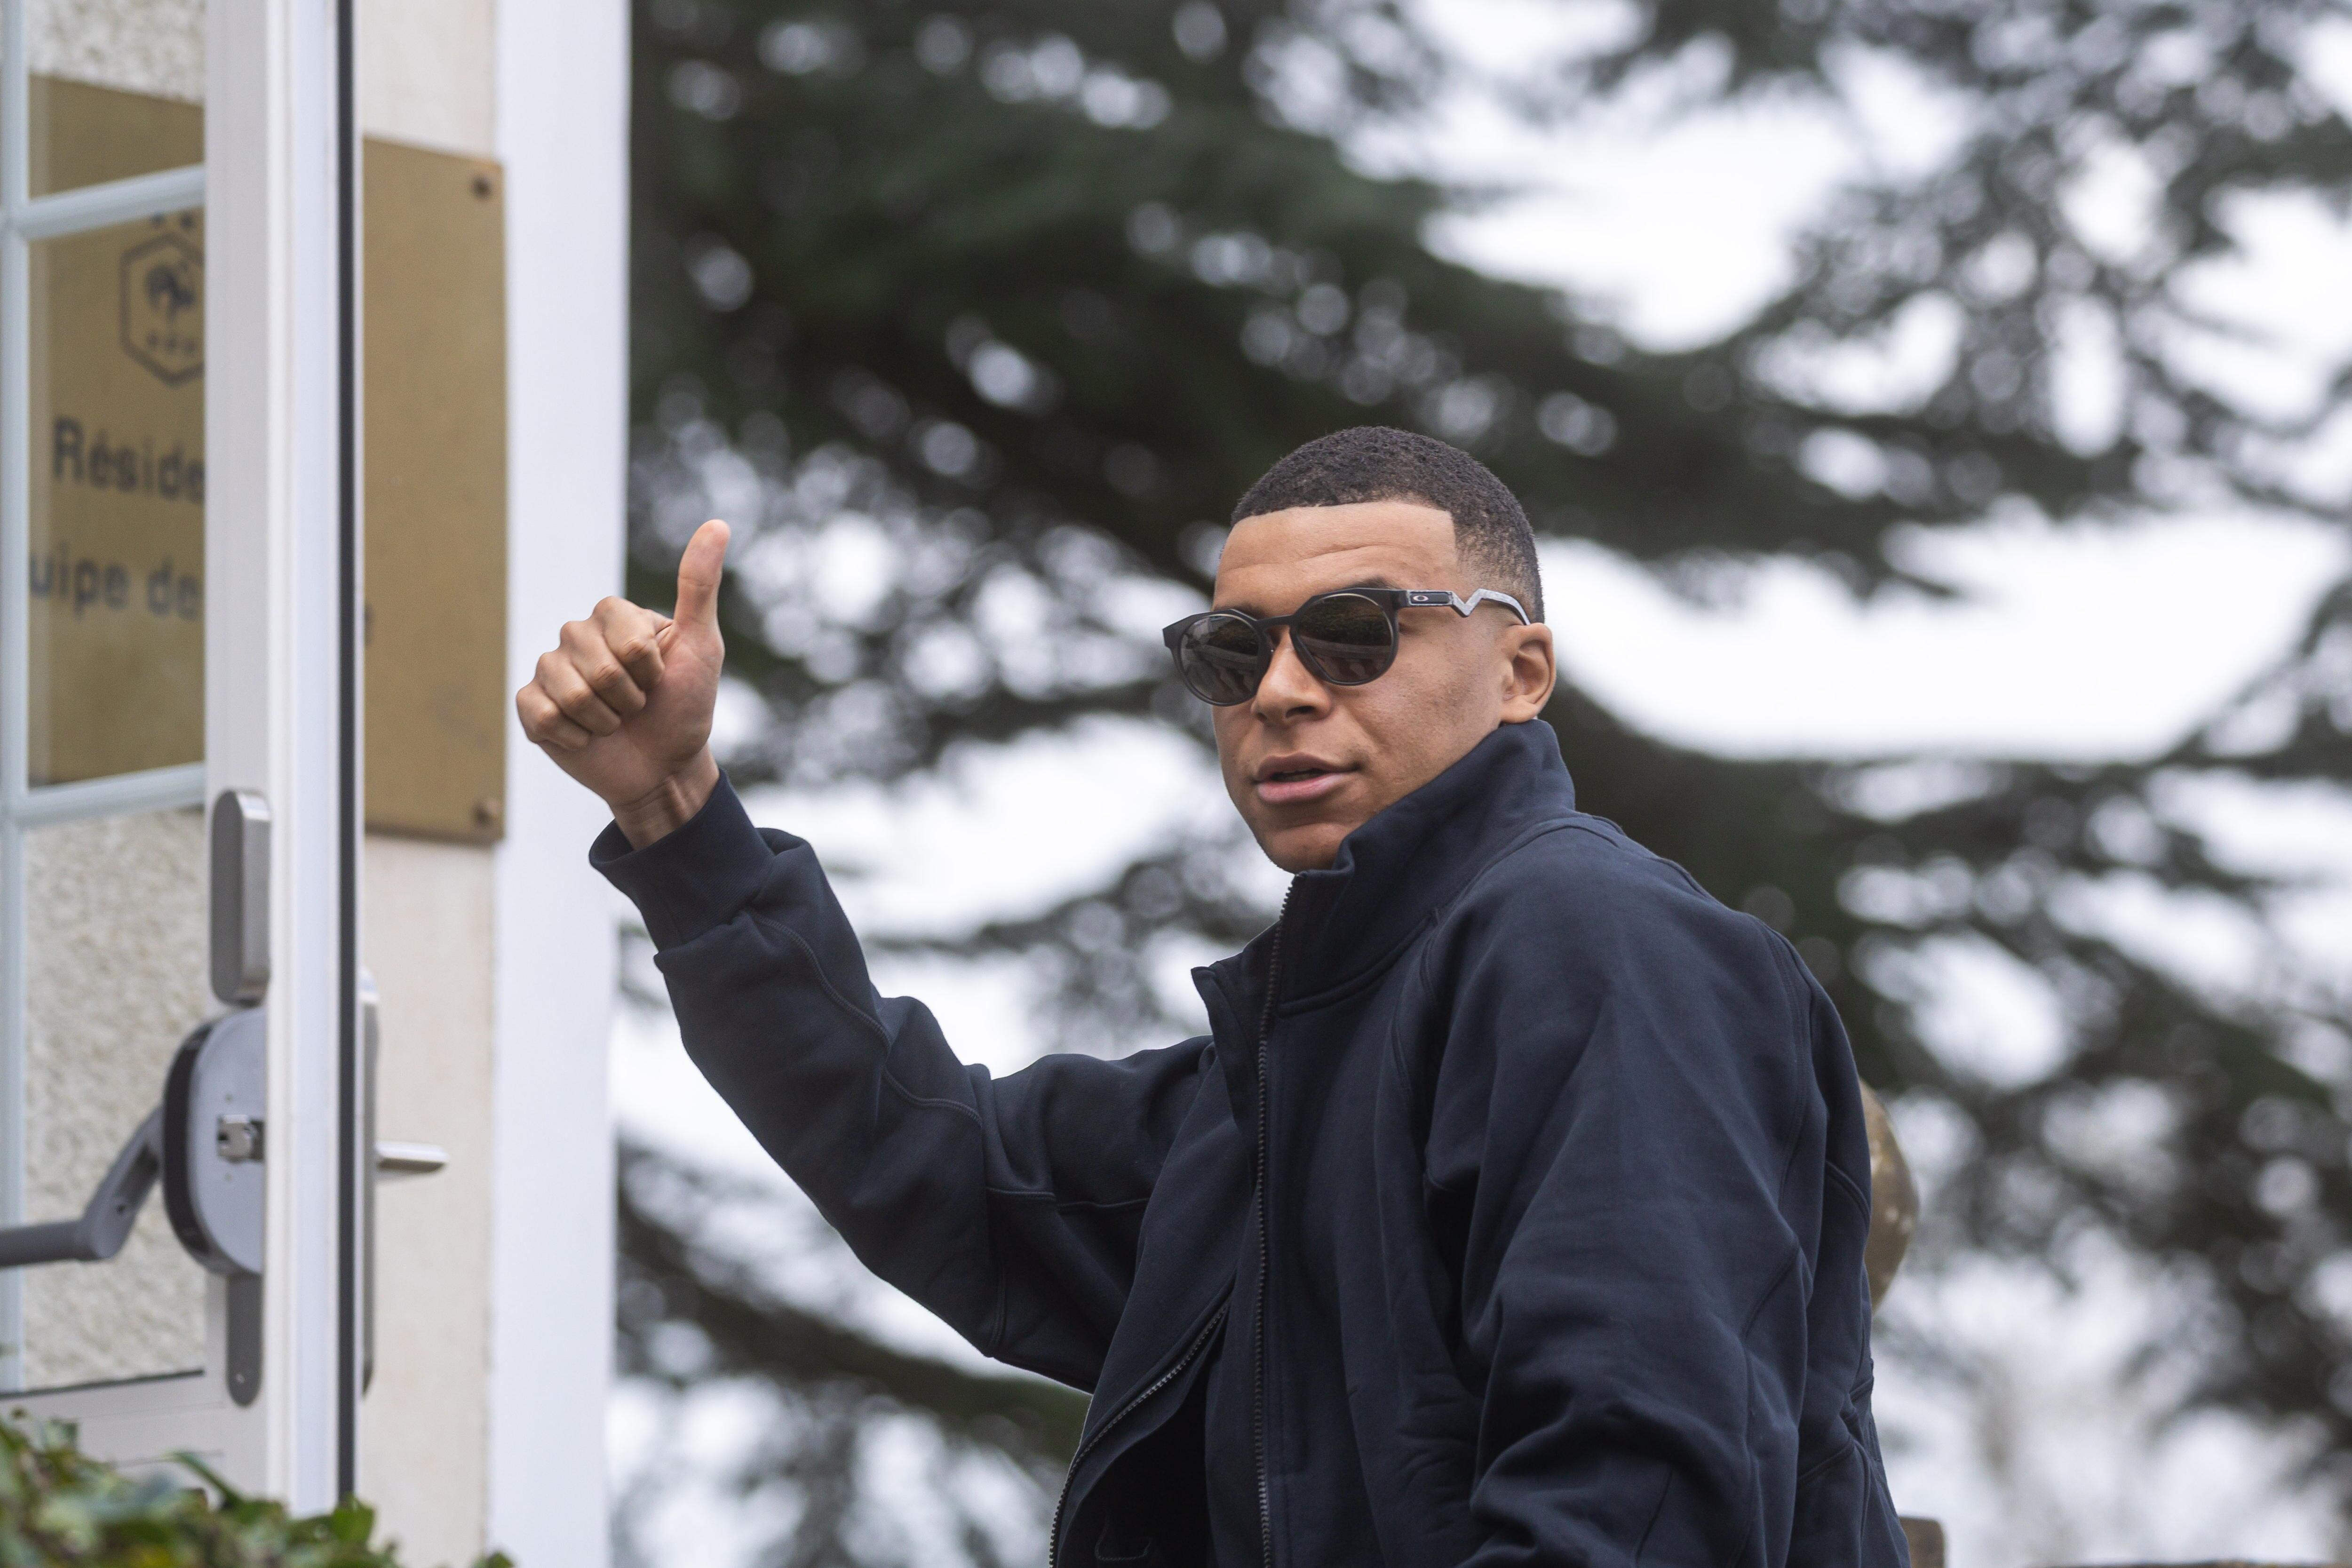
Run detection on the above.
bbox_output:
[1215,577,1402,616]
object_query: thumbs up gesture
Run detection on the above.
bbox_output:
[518,517,731,847]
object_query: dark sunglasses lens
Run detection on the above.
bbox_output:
[1295,594,1395,685]
[1178,614,1268,704]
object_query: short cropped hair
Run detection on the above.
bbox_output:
[1230,427,1545,621]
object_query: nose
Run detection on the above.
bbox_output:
[1251,626,1329,722]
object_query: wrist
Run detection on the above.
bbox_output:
[612,750,720,850]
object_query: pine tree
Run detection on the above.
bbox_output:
[618,0,2352,1559]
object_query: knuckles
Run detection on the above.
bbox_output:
[521,602,677,756]
[516,689,561,744]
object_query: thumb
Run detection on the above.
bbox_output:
[673,518,731,631]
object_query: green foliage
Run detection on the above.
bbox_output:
[0,1419,505,1568]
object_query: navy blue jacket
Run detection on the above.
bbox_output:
[596,719,1909,1568]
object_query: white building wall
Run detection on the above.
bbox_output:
[359,0,495,158]
[354,1,625,1560]
[354,0,502,1557]
[360,839,496,1565]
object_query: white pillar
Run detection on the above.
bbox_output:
[488,1,628,1561]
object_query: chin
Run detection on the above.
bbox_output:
[1257,821,1350,874]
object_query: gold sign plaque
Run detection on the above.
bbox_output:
[17,84,514,829]
[363,138,509,843]
[27,206,207,787]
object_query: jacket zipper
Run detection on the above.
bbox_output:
[1253,891,1291,1568]
[1047,898,1289,1568]
[1049,1301,1231,1568]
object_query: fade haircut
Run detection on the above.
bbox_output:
[1230,427,1545,621]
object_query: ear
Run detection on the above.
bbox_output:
[1497,622,1556,722]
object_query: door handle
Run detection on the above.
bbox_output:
[360,971,447,1391]
[374,1142,448,1178]
[0,1005,271,1407]
[0,1009,269,1278]
[0,967,453,1395]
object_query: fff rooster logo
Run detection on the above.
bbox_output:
[119,215,203,387]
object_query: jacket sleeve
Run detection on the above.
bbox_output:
[1423,846,1871,1567]
[595,774,1214,1392]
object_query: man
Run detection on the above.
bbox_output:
[521,427,1908,1567]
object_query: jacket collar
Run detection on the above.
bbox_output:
[1198,719,1577,1032]
[1281,717,1575,998]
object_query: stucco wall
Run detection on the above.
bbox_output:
[29,0,205,101]
[358,835,496,1566]
[360,0,494,157]
[19,808,209,1390]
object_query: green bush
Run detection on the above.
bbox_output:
[0,1419,509,1568]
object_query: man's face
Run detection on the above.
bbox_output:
[1208,501,1557,873]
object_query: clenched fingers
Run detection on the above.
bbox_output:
[534,645,626,736]
[558,616,651,719]
[592,596,669,692]
[516,681,595,751]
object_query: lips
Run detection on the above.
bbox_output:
[1254,754,1354,806]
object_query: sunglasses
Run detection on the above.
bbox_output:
[1161,587,1532,706]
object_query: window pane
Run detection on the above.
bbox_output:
[27,208,205,787]
[28,0,205,197]
[20,808,211,1391]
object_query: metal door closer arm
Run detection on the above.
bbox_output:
[0,1107,167,1270]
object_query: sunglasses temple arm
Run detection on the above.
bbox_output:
[1450,589,1532,624]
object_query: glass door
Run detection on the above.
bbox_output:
[0,0,352,1503]
[0,0,210,1399]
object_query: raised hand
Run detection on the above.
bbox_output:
[517,517,731,847]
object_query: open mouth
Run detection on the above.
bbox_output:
[1254,758,1352,805]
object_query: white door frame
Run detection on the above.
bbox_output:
[206,0,359,1507]
[0,0,358,1508]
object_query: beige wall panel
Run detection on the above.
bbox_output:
[360,835,496,1565]
[359,0,495,156]
[364,138,509,842]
